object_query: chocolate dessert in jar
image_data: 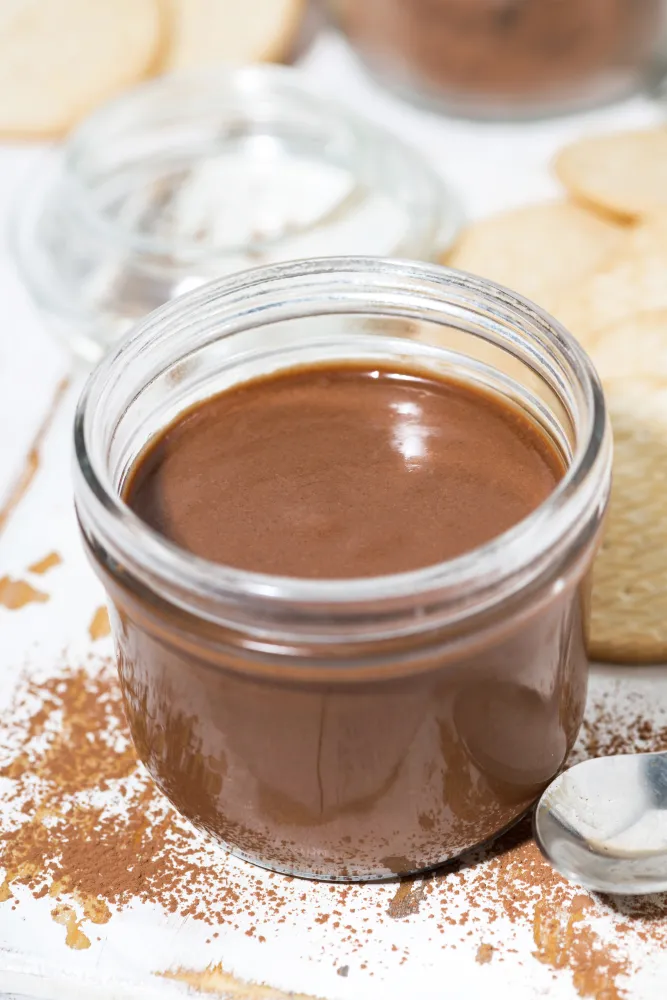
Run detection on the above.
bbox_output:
[331,0,667,117]
[74,258,611,881]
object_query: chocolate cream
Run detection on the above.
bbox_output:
[336,0,664,111]
[126,364,562,577]
[103,362,589,879]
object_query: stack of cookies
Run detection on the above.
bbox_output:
[0,0,305,137]
[446,126,667,663]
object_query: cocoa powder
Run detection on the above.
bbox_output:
[0,664,239,929]
[0,378,69,539]
[0,658,666,999]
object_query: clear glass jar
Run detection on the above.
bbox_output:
[11,66,460,365]
[74,258,611,881]
[330,0,667,118]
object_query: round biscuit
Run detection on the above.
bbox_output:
[554,128,667,221]
[590,311,667,381]
[447,202,625,317]
[160,0,305,70]
[0,0,162,138]
[553,250,667,348]
[629,209,667,255]
[590,378,667,663]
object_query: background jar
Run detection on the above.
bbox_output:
[11,66,459,366]
[74,258,611,881]
[329,0,667,118]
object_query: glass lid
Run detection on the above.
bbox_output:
[12,64,462,365]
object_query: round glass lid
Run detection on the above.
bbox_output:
[12,65,462,364]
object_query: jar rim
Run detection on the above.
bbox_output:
[74,257,610,634]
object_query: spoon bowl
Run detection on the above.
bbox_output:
[534,751,667,895]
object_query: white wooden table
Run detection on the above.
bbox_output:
[1,28,666,1000]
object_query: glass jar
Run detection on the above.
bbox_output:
[330,0,667,118]
[11,66,460,365]
[74,258,611,881]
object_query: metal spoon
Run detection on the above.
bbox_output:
[534,751,667,895]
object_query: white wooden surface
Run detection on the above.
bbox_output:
[1,27,667,1000]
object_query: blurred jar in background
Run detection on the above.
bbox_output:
[330,0,667,118]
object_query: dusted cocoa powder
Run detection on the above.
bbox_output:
[0,664,253,936]
[1,657,666,999]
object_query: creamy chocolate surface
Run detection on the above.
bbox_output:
[125,364,562,578]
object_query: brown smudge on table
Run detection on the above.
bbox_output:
[89,606,110,641]
[386,878,428,919]
[51,903,91,950]
[0,378,69,538]
[0,576,48,610]
[476,942,494,964]
[81,895,112,925]
[159,963,323,998]
[532,894,626,1000]
[28,551,62,575]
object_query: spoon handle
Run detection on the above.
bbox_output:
[643,753,667,809]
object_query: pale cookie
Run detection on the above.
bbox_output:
[553,250,667,348]
[554,128,667,221]
[589,311,667,380]
[0,0,162,138]
[590,378,667,663]
[160,0,305,71]
[447,202,625,317]
[629,209,667,255]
